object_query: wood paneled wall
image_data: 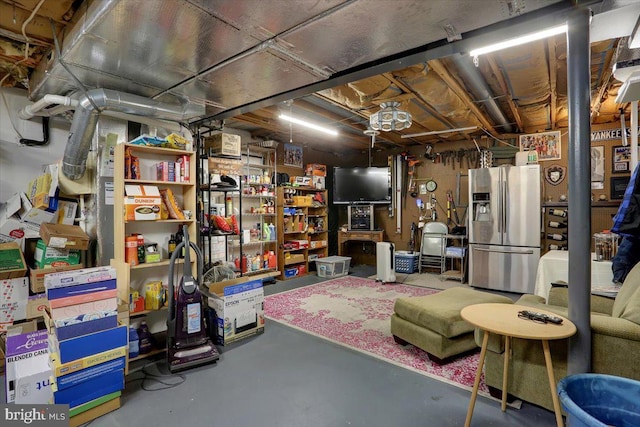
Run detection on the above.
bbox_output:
[280,121,632,257]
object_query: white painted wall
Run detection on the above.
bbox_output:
[0,87,71,202]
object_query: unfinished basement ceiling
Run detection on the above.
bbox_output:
[1,0,639,152]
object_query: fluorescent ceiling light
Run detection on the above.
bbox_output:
[469,24,567,57]
[401,126,478,138]
[279,113,338,136]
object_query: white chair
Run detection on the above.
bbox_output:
[418,222,448,274]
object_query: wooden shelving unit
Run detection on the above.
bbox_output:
[112,142,197,373]
[277,186,328,280]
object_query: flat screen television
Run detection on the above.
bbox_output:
[333,166,391,204]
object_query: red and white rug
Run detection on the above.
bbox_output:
[264,276,491,397]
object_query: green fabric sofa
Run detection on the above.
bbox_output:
[478,262,640,412]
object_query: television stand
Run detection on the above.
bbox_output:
[348,205,374,230]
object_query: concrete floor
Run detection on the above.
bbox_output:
[0,265,557,426]
[85,264,556,427]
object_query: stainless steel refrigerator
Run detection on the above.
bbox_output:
[468,165,541,293]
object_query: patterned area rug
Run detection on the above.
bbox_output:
[265,276,494,399]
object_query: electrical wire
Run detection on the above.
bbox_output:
[126,360,187,391]
[479,127,519,148]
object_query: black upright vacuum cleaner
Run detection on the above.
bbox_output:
[167,225,219,372]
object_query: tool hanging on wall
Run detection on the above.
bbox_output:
[446,191,461,226]
[409,222,417,252]
[408,159,421,198]
[430,193,438,221]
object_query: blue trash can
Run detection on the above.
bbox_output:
[557,374,640,427]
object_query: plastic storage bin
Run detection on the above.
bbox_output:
[316,256,351,278]
[558,373,640,427]
[395,251,419,273]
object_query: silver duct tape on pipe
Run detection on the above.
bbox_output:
[62,88,204,180]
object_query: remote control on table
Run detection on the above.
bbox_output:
[519,310,563,324]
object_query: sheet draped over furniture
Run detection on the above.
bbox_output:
[534,250,614,299]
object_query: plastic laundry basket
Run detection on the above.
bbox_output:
[557,374,640,427]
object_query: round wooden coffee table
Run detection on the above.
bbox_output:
[461,303,576,427]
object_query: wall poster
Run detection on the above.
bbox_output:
[284,143,303,168]
[591,146,605,183]
[612,145,639,174]
[519,131,561,161]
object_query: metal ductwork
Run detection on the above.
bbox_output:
[451,54,514,133]
[63,88,204,180]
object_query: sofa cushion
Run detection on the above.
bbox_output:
[619,286,640,325]
[613,262,640,318]
[393,287,512,338]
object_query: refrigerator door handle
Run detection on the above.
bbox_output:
[473,247,535,255]
[502,180,507,240]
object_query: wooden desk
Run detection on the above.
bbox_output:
[337,230,384,256]
[461,303,576,427]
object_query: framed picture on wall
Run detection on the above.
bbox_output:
[612,145,639,173]
[284,143,303,168]
[591,146,605,183]
[519,131,561,161]
[610,176,630,199]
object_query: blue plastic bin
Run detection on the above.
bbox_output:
[557,374,640,427]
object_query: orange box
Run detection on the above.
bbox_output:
[305,164,327,177]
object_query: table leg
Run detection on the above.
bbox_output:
[501,335,510,412]
[465,330,489,427]
[542,339,564,427]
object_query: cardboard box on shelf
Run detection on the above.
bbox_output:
[40,223,90,250]
[204,133,241,157]
[207,279,264,345]
[123,185,161,221]
[311,176,325,189]
[0,241,27,279]
[305,163,327,177]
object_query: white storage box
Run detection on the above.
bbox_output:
[316,256,351,278]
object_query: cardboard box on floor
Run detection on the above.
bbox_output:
[2,320,51,404]
[207,278,265,345]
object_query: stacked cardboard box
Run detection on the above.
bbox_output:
[44,266,125,423]
[3,321,51,404]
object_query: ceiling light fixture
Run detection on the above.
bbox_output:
[469,24,567,57]
[401,126,478,138]
[278,113,338,136]
[369,101,412,132]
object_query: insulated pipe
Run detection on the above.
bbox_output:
[21,94,192,137]
[63,88,204,180]
[19,94,78,119]
[566,7,591,375]
[451,54,514,133]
